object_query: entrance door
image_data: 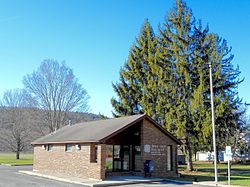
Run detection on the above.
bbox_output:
[123,145,130,171]
[113,145,122,171]
[113,145,130,172]
[132,145,141,172]
[111,145,141,172]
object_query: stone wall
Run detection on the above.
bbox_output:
[141,119,178,177]
[33,143,106,180]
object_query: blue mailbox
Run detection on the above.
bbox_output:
[144,160,154,177]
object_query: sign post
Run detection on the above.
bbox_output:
[228,157,230,186]
[225,146,232,186]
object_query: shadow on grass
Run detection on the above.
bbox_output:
[196,168,250,174]
[179,174,214,182]
[178,174,250,183]
[178,163,250,186]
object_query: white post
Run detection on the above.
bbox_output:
[228,159,230,186]
[209,64,218,184]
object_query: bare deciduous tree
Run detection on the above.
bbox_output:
[23,60,89,132]
[0,89,35,159]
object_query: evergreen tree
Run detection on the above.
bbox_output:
[159,0,244,169]
[112,0,244,171]
[111,20,157,117]
[159,0,196,170]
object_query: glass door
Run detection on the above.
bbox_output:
[123,145,130,171]
[113,145,122,171]
[133,145,141,171]
[112,145,130,172]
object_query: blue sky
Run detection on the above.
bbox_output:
[0,0,249,117]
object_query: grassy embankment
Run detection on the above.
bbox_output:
[178,161,250,186]
[0,153,33,166]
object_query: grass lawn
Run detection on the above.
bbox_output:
[0,153,33,166]
[177,161,250,186]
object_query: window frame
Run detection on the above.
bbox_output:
[90,144,98,163]
[47,144,53,151]
[167,145,173,171]
[65,144,73,152]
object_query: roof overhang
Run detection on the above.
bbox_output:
[31,114,182,145]
[31,140,99,145]
[100,114,182,145]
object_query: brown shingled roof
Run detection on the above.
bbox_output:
[31,114,181,145]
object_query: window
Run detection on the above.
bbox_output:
[65,144,73,152]
[90,144,98,163]
[167,145,173,171]
[47,144,53,151]
[105,145,113,171]
[134,145,141,171]
[76,144,81,151]
[113,145,122,171]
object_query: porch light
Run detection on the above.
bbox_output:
[134,132,139,136]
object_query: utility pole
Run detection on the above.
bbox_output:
[209,64,218,184]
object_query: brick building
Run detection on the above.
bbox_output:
[32,114,181,180]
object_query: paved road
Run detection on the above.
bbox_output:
[0,165,83,187]
[0,165,210,187]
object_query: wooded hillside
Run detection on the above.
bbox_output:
[0,108,100,152]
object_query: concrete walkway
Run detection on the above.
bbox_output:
[19,170,242,187]
[19,171,165,187]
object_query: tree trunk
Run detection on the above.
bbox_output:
[186,150,193,171]
[16,140,21,160]
[185,137,194,171]
[16,151,20,159]
[216,149,220,164]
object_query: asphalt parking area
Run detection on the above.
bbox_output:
[0,165,83,187]
[0,165,211,187]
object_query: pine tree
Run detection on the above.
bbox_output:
[112,0,245,171]
[111,20,157,117]
[190,23,244,156]
[160,0,244,168]
[159,0,196,171]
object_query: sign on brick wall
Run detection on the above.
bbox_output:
[144,144,151,153]
[151,145,166,156]
[144,144,166,156]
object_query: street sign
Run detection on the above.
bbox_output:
[226,146,231,153]
[225,146,232,161]
[225,146,232,186]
